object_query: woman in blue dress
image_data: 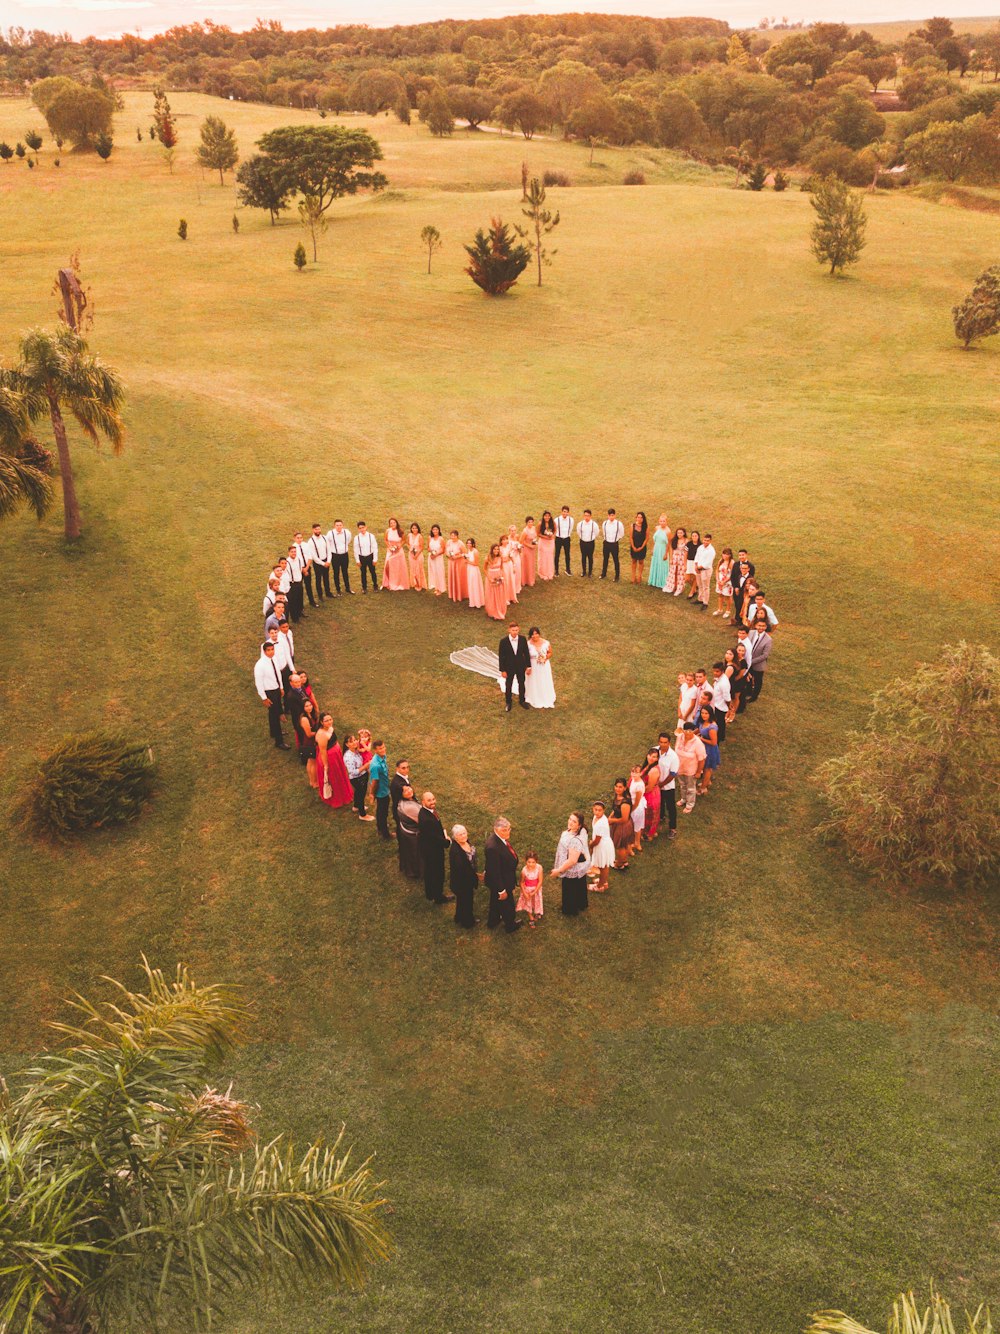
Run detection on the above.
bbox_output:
[696,705,721,795]
[647,513,670,589]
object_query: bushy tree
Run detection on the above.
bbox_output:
[905,114,998,182]
[498,89,549,140]
[256,125,387,213]
[655,89,707,149]
[393,95,411,124]
[518,176,560,285]
[952,264,1000,347]
[24,128,42,153]
[420,223,442,273]
[567,96,621,162]
[94,131,113,160]
[539,59,605,131]
[0,960,389,1332]
[0,142,13,163]
[449,84,496,129]
[424,90,454,137]
[348,67,407,115]
[464,217,531,295]
[236,153,293,224]
[30,75,77,116]
[810,174,867,274]
[815,642,1000,888]
[196,114,239,183]
[293,241,308,270]
[820,87,885,149]
[39,84,112,150]
[17,731,154,838]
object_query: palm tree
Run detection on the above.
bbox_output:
[0,386,52,523]
[0,327,125,540]
[806,1284,994,1333]
[0,959,390,1333]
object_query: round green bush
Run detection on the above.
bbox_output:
[18,730,155,839]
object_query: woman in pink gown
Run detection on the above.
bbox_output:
[383,518,410,591]
[408,523,426,590]
[537,511,556,581]
[506,526,523,596]
[316,715,352,809]
[465,539,485,608]
[484,544,508,621]
[520,518,537,587]
[500,536,519,604]
[427,525,446,596]
[446,531,467,601]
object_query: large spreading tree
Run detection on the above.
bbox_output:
[0,328,125,540]
[256,125,387,214]
[0,959,390,1333]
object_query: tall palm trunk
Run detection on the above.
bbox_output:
[47,391,82,539]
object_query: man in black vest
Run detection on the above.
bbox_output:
[485,816,521,933]
[498,622,531,713]
[417,792,452,904]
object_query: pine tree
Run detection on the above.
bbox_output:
[17,730,156,838]
[196,115,239,184]
[747,162,768,191]
[810,175,867,275]
[517,177,560,286]
[95,132,113,161]
[463,218,531,296]
[293,242,307,271]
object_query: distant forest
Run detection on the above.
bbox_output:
[3,13,1000,184]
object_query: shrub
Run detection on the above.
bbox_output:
[95,132,113,161]
[15,142,25,158]
[293,241,307,270]
[747,162,768,190]
[814,642,1000,889]
[177,218,187,240]
[232,213,240,233]
[17,731,155,840]
[463,217,530,295]
[27,157,34,169]
[773,169,789,191]
[623,169,646,185]
[54,157,60,167]
[952,265,1000,348]
[542,169,571,187]
[0,142,12,162]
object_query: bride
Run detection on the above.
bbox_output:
[524,627,556,709]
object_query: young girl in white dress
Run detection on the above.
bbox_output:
[629,765,647,856]
[589,799,614,892]
[524,627,556,709]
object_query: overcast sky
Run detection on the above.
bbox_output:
[3,0,998,42]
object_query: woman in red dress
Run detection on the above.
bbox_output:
[316,714,353,809]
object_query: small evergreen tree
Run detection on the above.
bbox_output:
[518,177,560,287]
[15,142,25,158]
[815,642,1000,889]
[810,174,867,275]
[464,217,531,296]
[952,265,1000,348]
[17,730,155,839]
[27,157,34,170]
[0,142,12,163]
[421,224,442,273]
[178,218,188,240]
[153,88,177,148]
[293,241,308,270]
[773,169,789,191]
[24,128,42,152]
[136,126,142,142]
[425,90,454,137]
[94,132,113,161]
[196,114,239,183]
[747,162,768,191]
[232,212,240,233]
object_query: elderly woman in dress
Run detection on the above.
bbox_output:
[550,812,590,916]
[449,824,481,927]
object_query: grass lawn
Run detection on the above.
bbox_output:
[1,91,998,1331]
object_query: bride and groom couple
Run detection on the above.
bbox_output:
[498,622,556,712]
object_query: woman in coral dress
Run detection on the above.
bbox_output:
[427,525,446,596]
[408,523,426,591]
[446,531,468,601]
[506,526,523,596]
[484,544,508,621]
[500,536,519,604]
[647,515,670,590]
[383,518,410,591]
[520,518,538,587]
[465,539,485,608]
[316,714,353,809]
[642,749,662,841]
[537,511,556,581]
[665,526,687,595]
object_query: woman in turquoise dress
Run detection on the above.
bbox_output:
[647,514,671,589]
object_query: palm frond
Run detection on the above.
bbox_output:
[0,452,53,521]
[11,326,125,451]
[807,1286,994,1334]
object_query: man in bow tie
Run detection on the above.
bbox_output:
[498,621,531,713]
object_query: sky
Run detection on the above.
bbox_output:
[2,0,999,42]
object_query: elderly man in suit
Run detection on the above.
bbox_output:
[417,791,452,904]
[498,621,531,713]
[485,816,522,934]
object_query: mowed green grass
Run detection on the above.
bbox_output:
[1,92,998,1331]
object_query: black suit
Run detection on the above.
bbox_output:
[485,832,519,931]
[390,772,410,826]
[449,841,479,927]
[418,806,450,902]
[498,635,531,709]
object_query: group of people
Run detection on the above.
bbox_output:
[251,510,779,936]
[256,513,779,628]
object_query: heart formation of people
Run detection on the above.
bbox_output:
[252,505,778,936]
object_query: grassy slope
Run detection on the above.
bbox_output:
[0,92,998,1331]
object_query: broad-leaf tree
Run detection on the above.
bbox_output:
[38,83,113,151]
[420,224,442,273]
[0,959,390,1333]
[0,328,125,540]
[952,264,1000,348]
[567,96,621,162]
[236,153,293,224]
[196,115,239,183]
[809,174,867,275]
[256,125,387,214]
[298,193,327,261]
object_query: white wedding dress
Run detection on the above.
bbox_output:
[524,639,556,709]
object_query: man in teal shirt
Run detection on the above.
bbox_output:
[369,740,391,841]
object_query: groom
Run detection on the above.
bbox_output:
[498,621,531,713]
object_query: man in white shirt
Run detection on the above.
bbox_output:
[748,589,779,628]
[285,544,306,623]
[275,558,291,596]
[275,621,296,692]
[353,521,379,592]
[601,508,625,581]
[263,578,280,622]
[678,671,699,724]
[554,505,574,575]
[656,731,679,839]
[577,509,599,577]
[711,662,731,741]
[293,531,317,608]
[307,523,332,600]
[254,642,289,749]
[327,519,353,596]
[694,533,716,609]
